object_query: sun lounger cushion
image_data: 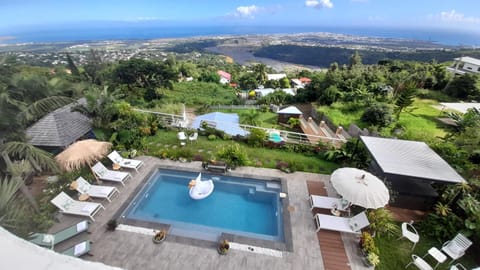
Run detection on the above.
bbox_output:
[74,241,87,256]
[62,240,91,257]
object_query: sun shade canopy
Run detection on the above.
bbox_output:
[361,136,465,183]
[191,112,248,136]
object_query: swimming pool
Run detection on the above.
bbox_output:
[121,169,284,242]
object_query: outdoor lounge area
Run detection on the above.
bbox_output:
[6,155,478,270]
[34,157,389,270]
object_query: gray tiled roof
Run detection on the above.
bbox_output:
[361,136,465,183]
[26,98,92,147]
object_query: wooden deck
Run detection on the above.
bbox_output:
[307,181,351,270]
[387,206,426,223]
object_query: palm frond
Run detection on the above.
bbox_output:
[0,177,22,229]
[0,141,59,173]
[19,95,74,123]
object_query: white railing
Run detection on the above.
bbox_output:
[134,108,187,128]
[134,108,347,146]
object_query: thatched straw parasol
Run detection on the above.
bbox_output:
[55,139,112,172]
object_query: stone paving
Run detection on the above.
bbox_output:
[48,157,366,270]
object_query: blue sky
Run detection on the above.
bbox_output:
[1,0,480,33]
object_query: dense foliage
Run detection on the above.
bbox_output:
[254,45,480,67]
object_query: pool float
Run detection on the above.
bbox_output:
[189,173,214,200]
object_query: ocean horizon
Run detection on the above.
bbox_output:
[2,25,480,47]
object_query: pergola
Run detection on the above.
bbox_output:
[360,136,465,210]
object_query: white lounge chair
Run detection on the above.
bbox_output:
[29,220,89,249]
[309,195,350,211]
[51,192,104,221]
[398,221,420,251]
[75,177,120,202]
[314,211,369,234]
[441,233,472,263]
[107,150,144,172]
[92,162,132,186]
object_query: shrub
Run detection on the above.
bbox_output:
[361,103,394,127]
[208,134,217,140]
[287,117,300,128]
[247,128,266,147]
[216,144,249,168]
[367,208,399,237]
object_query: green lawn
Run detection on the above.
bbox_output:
[143,129,339,174]
[376,233,476,270]
[381,99,447,141]
[318,102,366,129]
[318,99,448,142]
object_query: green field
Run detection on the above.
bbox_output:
[318,99,448,142]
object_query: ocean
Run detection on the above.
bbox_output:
[3,25,480,47]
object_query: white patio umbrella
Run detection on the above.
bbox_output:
[330,167,390,209]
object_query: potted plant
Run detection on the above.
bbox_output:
[106,219,118,231]
[217,239,230,255]
[152,230,167,244]
[367,208,399,237]
[359,232,380,267]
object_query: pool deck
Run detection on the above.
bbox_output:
[48,157,368,270]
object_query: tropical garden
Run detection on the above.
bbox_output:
[0,49,479,268]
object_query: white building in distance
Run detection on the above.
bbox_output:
[447,56,480,75]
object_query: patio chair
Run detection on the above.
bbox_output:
[51,192,105,221]
[450,263,467,270]
[107,150,144,172]
[75,176,120,202]
[177,131,187,146]
[188,132,198,143]
[314,211,369,234]
[309,195,350,211]
[441,233,472,263]
[29,220,89,249]
[61,240,92,257]
[398,221,420,251]
[92,162,132,186]
[405,254,434,270]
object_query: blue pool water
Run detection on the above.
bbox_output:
[121,169,284,241]
[269,133,283,143]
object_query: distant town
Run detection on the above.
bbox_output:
[0,32,461,70]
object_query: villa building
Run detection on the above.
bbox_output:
[447,56,480,75]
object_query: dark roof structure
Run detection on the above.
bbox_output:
[26,98,91,148]
[360,136,465,183]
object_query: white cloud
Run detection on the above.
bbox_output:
[234,5,260,18]
[437,10,480,24]
[305,0,333,9]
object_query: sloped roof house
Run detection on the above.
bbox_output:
[26,98,92,150]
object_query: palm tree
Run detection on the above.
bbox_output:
[1,78,72,211]
[0,165,25,229]
[253,64,267,85]
[241,109,261,126]
[72,85,119,128]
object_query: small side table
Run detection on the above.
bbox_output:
[112,163,121,171]
[78,194,91,202]
[423,247,447,269]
